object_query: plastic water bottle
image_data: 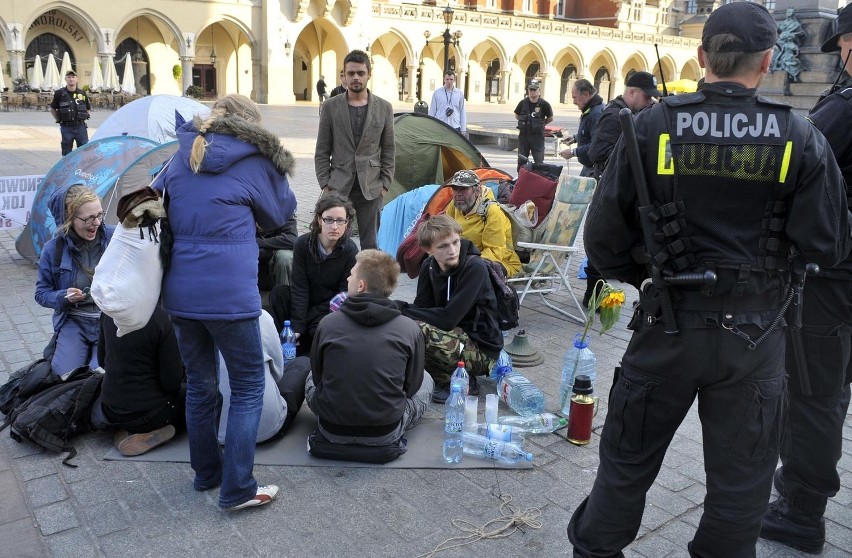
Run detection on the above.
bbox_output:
[497,371,545,416]
[560,333,596,416]
[490,350,512,384]
[443,384,465,463]
[450,361,469,397]
[498,412,567,434]
[473,423,526,447]
[281,320,297,364]
[462,432,533,464]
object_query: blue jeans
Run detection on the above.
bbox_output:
[59,122,88,156]
[171,316,266,509]
[52,315,99,378]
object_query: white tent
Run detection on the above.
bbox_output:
[103,56,119,92]
[59,52,72,79]
[29,55,44,90]
[91,94,210,143]
[119,53,136,95]
[90,57,104,91]
[42,54,61,90]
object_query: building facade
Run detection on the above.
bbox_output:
[1,0,707,106]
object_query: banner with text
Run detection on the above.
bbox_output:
[0,175,44,229]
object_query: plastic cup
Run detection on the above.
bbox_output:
[485,394,499,424]
[464,396,478,431]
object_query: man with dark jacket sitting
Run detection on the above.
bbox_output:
[305,249,432,455]
[397,215,503,403]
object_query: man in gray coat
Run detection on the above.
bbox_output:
[314,50,395,250]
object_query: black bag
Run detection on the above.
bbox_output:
[307,429,407,464]
[467,256,521,331]
[1,366,103,467]
[0,359,57,417]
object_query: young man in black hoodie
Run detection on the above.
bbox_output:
[398,215,503,403]
[306,250,432,448]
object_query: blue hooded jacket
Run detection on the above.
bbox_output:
[35,183,115,331]
[155,114,297,320]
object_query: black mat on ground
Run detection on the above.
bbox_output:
[102,408,532,469]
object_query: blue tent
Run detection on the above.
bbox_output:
[16,136,158,263]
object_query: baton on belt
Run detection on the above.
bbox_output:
[788,259,819,396]
[618,108,717,334]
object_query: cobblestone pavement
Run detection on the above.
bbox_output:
[0,102,849,557]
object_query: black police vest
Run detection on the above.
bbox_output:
[57,89,89,124]
[646,93,795,297]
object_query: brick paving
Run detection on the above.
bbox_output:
[0,101,849,557]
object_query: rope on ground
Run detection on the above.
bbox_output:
[414,495,543,558]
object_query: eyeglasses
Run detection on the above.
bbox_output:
[321,217,349,226]
[75,211,105,225]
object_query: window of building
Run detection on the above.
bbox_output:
[632,0,644,21]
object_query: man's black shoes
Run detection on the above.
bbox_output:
[432,383,451,404]
[760,498,825,554]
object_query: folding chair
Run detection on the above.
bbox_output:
[508,169,596,324]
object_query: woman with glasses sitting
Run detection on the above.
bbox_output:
[267,192,358,355]
[35,184,114,378]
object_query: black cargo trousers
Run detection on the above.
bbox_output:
[567,312,786,558]
[779,276,852,515]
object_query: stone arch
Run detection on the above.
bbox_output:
[467,38,508,103]
[680,58,702,81]
[553,45,584,105]
[510,40,548,100]
[588,48,617,101]
[621,52,649,80]
[371,28,416,101]
[293,18,348,101]
[652,54,676,84]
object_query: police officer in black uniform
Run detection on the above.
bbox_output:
[566,3,850,557]
[513,80,553,170]
[50,70,91,156]
[759,5,852,554]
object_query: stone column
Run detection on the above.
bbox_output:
[180,56,194,95]
[498,70,510,104]
[405,64,416,102]
[9,50,24,81]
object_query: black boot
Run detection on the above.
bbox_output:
[760,498,825,554]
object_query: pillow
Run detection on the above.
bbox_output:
[509,167,558,226]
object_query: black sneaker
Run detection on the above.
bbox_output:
[468,375,480,396]
[760,498,825,554]
[432,382,451,404]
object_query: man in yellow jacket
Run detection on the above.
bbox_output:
[444,170,521,277]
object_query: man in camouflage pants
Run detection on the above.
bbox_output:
[396,216,503,403]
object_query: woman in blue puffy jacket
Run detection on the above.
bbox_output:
[35,184,114,379]
[153,94,297,511]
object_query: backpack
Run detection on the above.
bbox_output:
[0,366,103,467]
[0,359,58,417]
[467,256,521,331]
[476,199,536,248]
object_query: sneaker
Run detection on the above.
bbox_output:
[468,375,480,396]
[225,484,279,511]
[112,429,129,449]
[118,425,176,457]
[760,498,825,554]
[432,382,451,404]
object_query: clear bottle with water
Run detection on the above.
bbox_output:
[490,350,512,384]
[462,432,533,464]
[497,371,545,416]
[498,412,567,434]
[450,361,469,397]
[560,333,596,416]
[443,384,465,463]
[280,320,297,364]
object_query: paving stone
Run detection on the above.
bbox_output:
[33,501,79,536]
[42,528,98,558]
[0,469,32,523]
[81,499,130,536]
[0,517,48,557]
[25,474,68,508]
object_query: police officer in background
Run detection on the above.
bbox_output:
[50,70,91,156]
[567,3,850,557]
[759,4,852,553]
[514,80,553,170]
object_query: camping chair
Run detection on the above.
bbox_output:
[507,169,596,324]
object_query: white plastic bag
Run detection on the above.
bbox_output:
[91,222,163,337]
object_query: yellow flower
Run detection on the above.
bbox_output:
[600,291,625,309]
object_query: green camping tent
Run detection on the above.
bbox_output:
[386,112,490,205]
